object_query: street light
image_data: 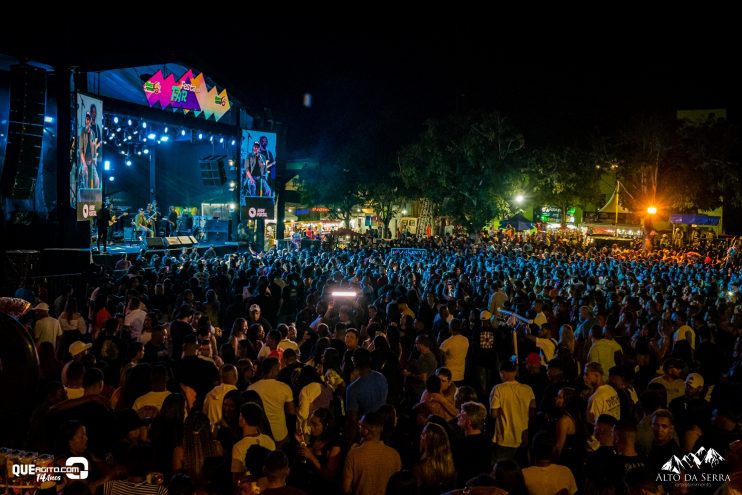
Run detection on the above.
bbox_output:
[647,206,657,215]
[514,194,524,205]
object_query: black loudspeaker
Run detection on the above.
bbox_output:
[146,237,164,249]
[164,236,180,247]
[1,64,46,199]
[205,219,231,242]
[199,154,227,186]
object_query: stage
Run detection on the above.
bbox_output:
[90,240,243,268]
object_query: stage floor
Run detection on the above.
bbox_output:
[91,241,242,266]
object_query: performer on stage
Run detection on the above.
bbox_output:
[165,206,179,236]
[134,208,154,239]
[96,201,112,253]
[244,141,273,197]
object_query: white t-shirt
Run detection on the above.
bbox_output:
[231,434,276,473]
[133,390,172,418]
[587,384,621,424]
[203,383,237,426]
[673,325,696,350]
[535,337,557,365]
[34,316,62,347]
[248,378,294,441]
[523,463,578,495]
[439,334,469,382]
[490,380,535,448]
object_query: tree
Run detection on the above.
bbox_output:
[398,111,525,233]
[524,147,603,226]
[365,169,408,238]
[613,113,740,213]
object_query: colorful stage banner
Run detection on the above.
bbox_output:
[74,94,103,221]
[143,69,230,121]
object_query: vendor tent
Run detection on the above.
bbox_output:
[669,213,720,226]
[499,213,533,231]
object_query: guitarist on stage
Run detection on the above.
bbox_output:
[96,201,112,253]
[244,140,274,197]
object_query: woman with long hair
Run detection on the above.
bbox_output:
[149,393,187,480]
[413,422,455,495]
[173,412,223,485]
[229,318,248,355]
[215,389,245,471]
[553,386,586,481]
[59,296,87,356]
[294,407,344,493]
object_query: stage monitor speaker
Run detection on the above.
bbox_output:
[188,236,198,244]
[177,236,192,247]
[199,154,227,186]
[0,64,47,199]
[146,237,165,249]
[164,236,181,247]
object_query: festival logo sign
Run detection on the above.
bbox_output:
[143,69,230,121]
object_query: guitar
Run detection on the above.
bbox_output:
[109,212,129,226]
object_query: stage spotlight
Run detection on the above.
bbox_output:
[181,129,186,136]
[113,116,119,124]
[147,133,156,140]
[142,122,147,128]
[109,176,115,182]
[44,116,54,123]
[198,132,203,140]
[229,203,236,211]
[164,127,168,133]
[133,130,138,135]
[116,127,122,132]
[160,135,169,142]
[231,139,236,145]
[126,160,132,166]
[229,181,236,188]
[209,135,214,143]
[127,119,132,126]
[219,137,224,144]
[143,148,150,154]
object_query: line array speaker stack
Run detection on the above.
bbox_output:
[0,64,46,199]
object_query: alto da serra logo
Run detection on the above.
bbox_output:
[661,446,725,474]
[658,447,729,486]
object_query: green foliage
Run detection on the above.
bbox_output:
[611,114,740,213]
[398,111,525,232]
[524,147,603,223]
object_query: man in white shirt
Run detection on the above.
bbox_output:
[490,360,535,461]
[203,364,238,426]
[124,296,147,341]
[584,361,621,424]
[32,302,62,349]
[231,402,276,480]
[522,431,578,495]
[439,318,469,383]
[247,357,295,444]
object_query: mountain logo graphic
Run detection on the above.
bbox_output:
[660,447,725,474]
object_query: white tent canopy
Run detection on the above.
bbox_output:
[598,182,632,214]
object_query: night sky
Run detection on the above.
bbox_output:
[2,17,737,156]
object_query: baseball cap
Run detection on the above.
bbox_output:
[32,302,50,311]
[525,352,541,367]
[69,341,92,357]
[249,304,261,312]
[686,373,704,389]
[480,310,493,321]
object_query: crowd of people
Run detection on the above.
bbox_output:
[9,229,742,495]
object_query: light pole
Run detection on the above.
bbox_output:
[645,206,657,251]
